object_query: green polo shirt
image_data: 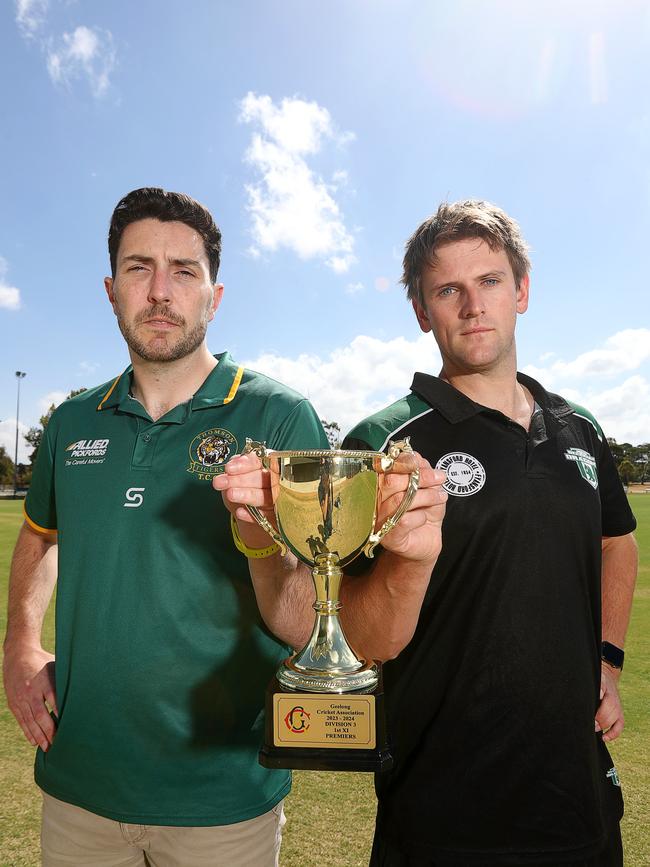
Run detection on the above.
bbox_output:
[25,352,328,825]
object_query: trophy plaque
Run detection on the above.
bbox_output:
[242,439,419,772]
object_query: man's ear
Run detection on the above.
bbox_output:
[412,299,433,334]
[209,283,224,321]
[104,277,117,311]
[516,274,530,314]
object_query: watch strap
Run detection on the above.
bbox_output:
[601,640,624,670]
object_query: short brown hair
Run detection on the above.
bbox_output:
[401,200,531,304]
[108,187,222,282]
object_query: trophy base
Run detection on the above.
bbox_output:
[258,670,393,773]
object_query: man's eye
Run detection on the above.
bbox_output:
[128,265,147,272]
[483,278,498,286]
[177,270,195,278]
[439,286,456,297]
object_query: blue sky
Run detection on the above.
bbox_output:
[1,0,649,463]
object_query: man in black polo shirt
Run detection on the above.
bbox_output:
[344,200,638,867]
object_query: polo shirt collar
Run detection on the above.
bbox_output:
[96,352,245,418]
[190,352,245,409]
[411,371,575,425]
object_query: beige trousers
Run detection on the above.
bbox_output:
[41,791,286,867]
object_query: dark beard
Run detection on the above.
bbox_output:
[116,303,209,363]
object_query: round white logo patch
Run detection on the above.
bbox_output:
[436,452,486,497]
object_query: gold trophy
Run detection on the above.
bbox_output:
[242,438,419,771]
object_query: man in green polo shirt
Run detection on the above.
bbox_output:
[3,187,447,866]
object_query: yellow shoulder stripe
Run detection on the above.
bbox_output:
[223,365,244,404]
[97,374,121,411]
[23,506,57,537]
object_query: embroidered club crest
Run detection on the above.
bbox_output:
[564,447,598,489]
[187,428,238,480]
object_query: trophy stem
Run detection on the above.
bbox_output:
[277,554,379,693]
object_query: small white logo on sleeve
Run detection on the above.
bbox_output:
[436,452,486,497]
[123,487,145,508]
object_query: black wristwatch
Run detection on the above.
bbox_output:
[601,641,625,671]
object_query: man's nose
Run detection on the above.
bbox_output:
[460,287,484,318]
[147,269,172,304]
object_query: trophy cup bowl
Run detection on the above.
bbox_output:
[243,439,419,771]
[243,439,419,689]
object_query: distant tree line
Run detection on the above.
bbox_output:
[0,389,88,489]
[4,408,648,490]
[321,420,342,449]
[24,388,87,467]
[607,439,650,486]
[0,446,29,487]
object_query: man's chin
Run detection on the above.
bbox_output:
[129,334,207,364]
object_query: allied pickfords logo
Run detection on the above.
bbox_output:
[564,447,598,489]
[187,428,238,480]
[284,706,311,734]
[64,438,110,466]
[436,452,486,497]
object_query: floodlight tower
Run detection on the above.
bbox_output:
[13,370,26,499]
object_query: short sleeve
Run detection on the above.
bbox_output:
[269,400,329,451]
[597,436,637,537]
[24,413,58,535]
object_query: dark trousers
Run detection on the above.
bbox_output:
[369,824,623,867]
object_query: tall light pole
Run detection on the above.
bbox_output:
[14,371,26,498]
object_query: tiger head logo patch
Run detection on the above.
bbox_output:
[187,428,238,479]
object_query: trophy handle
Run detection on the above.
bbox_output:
[363,438,420,559]
[240,439,287,556]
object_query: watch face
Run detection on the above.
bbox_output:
[601,641,624,669]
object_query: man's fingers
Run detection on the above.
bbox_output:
[17,697,55,751]
[602,716,624,742]
[12,705,38,747]
[380,486,448,519]
[44,688,58,718]
[213,468,268,491]
[596,693,623,738]
[26,700,56,749]
[382,465,445,494]
[223,486,273,509]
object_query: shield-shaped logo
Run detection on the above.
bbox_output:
[564,447,598,489]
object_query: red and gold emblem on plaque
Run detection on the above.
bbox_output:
[284,706,311,734]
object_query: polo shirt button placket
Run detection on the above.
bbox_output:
[132,427,157,469]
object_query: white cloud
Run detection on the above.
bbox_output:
[564,376,650,445]
[0,419,30,465]
[244,332,440,435]
[39,390,67,414]
[523,329,650,386]
[241,327,649,445]
[522,330,650,443]
[47,25,115,97]
[239,92,356,273]
[79,360,99,377]
[15,0,48,36]
[0,286,21,310]
[0,256,22,310]
[346,282,364,295]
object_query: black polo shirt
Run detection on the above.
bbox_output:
[344,372,636,865]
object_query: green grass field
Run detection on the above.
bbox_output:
[1,497,648,866]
